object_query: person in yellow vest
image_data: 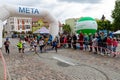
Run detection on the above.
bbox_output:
[17,39,23,53]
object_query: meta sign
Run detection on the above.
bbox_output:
[19,7,39,14]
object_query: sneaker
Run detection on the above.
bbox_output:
[93,52,97,54]
[100,53,104,56]
[113,54,116,57]
[108,54,111,56]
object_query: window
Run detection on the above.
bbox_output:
[19,20,22,24]
[11,25,14,30]
[10,22,14,24]
[19,25,22,29]
[25,25,30,29]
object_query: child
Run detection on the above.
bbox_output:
[113,37,118,57]
[17,39,23,53]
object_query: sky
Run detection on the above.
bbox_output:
[0,0,115,23]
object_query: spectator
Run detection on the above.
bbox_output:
[113,37,118,57]
[106,36,113,55]
[67,34,72,48]
[89,33,93,52]
[79,32,84,50]
[72,34,77,49]
[84,33,89,51]
[92,35,98,54]
[63,35,67,48]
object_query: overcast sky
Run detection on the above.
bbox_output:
[0,0,115,23]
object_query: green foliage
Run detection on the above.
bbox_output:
[62,24,71,34]
[27,31,33,34]
[32,26,41,32]
[32,20,44,32]
[96,19,112,31]
[112,0,120,30]
[21,31,25,34]
[4,31,7,34]
[13,31,18,34]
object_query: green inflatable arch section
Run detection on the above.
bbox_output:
[76,29,97,35]
[76,17,97,34]
[78,17,95,22]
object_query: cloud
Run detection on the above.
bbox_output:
[0,0,115,23]
[58,0,102,4]
[17,0,42,6]
[0,0,42,6]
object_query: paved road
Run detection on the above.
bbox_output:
[1,38,120,80]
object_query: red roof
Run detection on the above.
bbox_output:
[32,18,41,22]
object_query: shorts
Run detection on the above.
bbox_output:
[19,48,22,51]
[34,45,37,47]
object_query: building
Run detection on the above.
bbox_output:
[32,18,49,32]
[32,18,62,33]
[4,17,32,35]
[65,18,79,33]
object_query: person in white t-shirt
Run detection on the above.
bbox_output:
[34,37,38,53]
[39,39,44,53]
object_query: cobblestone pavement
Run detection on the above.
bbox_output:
[1,38,120,80]
[2,39,72,80]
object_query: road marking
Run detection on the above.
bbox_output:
[53,56,76,66]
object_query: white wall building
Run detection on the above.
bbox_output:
[65,18,79,34]
[5,17,32,34]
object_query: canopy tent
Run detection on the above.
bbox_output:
[33,27,49,34]
[113,30,120,34]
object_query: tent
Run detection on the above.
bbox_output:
[113,30,120,34]
[33,27,49,34]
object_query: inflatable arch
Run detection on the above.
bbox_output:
[0,4,59,48]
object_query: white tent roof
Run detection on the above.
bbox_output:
[113,30,120,34]
[33,27,49,34]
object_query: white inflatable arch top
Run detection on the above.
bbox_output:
[0,4,59,48]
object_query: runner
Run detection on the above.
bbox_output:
[4,38,10,54]
[17,39,24,57]
[39,38,45,53]
[52,37,58,52]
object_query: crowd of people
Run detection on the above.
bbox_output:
[4,32,119,57]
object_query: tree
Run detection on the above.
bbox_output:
[27,31,33,34]
[112,0,120,30]
[21,31,25,34]
[96,19,112,31]
[13,31,18,34]
[62,24,71,34]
